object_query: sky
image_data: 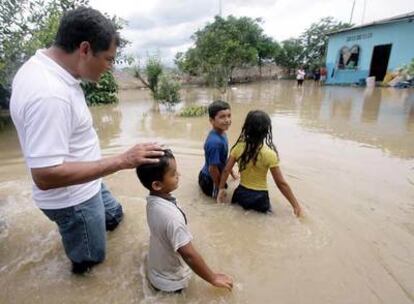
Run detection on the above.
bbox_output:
[89,0,414,66]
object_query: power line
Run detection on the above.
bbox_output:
[361,0,367,24]
[219,0,222,17]
[350,0,356,23]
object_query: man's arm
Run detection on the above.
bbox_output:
[31,143,163,190]
[178,242,233,291]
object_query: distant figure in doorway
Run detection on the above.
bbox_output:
[320,66,327,85]
[296,67,305,87]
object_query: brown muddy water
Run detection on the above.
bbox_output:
[0,80,413,304]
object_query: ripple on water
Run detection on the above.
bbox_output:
[407,167,414,185]
[13,230,60,273]
[0,213,8,239]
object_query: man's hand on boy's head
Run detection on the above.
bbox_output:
[120,143,164,169]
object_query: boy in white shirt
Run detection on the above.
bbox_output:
[136,149,233,293]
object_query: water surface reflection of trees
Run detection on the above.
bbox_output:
[91,104,122,149]
[117,83,414,159]
[299,86,414,159]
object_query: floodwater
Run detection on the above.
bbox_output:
[1,80,413,304]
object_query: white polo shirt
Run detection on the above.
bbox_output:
[10,49,101,209]
[146,195,193,292]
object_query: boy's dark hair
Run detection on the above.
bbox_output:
[136,149,175,191]
[208,100,230,119]
[54,7,120,54]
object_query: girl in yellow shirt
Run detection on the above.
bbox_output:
[217,110,302,216]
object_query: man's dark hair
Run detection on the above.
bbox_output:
[136,149,175,191]
[54,7,120,54]
[208,100,230,119]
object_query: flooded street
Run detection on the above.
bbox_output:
[1,80,413,303]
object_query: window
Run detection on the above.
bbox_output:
[338,45,360,69]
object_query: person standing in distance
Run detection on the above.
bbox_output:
[10,7,164,274]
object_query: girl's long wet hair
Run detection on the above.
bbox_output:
[231,110,278,171]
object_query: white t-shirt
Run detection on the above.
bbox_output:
[296,69,305,80]
[146,195,193,292]
[10,49,101,209]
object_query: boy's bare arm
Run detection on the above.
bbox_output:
[208,165,222,198]
[270,166,302,217]
[216,156,236,203]
[178,242,233,291]
[218,156,236,189]
[208,165,221,187]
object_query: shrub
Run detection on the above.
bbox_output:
[154,74,181,104]
[405,58,414,76]
[145,57,163,93]
[179,105,208,117]
[81,71,118,105]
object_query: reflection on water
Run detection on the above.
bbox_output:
[311,86,414,158]
[101,82,414,159]
[1,81,413,304]
[91,104,123,149]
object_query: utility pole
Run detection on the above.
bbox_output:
[349,0,356,23]
[219,0,222,17]
[361,0,367,24]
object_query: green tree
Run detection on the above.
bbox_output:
[300,17,352,70]
[134,55,181,105]
[145,56,163,93]
[0,0,88,90]
[175,50,201,76]
[176,15,276,89]
[154,74,181,105]
[81,71,119,105]
[274,38,304,74]
[257,36,280,76]
[0,0,126,109]
[134,55,163,96]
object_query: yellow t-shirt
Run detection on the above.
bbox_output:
[231,142,279,191]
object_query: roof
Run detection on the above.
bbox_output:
[328,11,414,35]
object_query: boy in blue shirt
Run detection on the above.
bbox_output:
[198,100,233,198]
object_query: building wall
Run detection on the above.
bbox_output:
[325,19,414,84]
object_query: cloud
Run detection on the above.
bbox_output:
[122,22,202,66]
[127,0,216,30]
[125,0,282,30]
[89,0,414,66]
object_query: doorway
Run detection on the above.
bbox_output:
[369,44,392,81]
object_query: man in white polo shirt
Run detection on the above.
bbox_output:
[10,7,163,274]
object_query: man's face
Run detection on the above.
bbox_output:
[210,109,232,132]
[79,39,117,82]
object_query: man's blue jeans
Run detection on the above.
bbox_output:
[41,183,123,264]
